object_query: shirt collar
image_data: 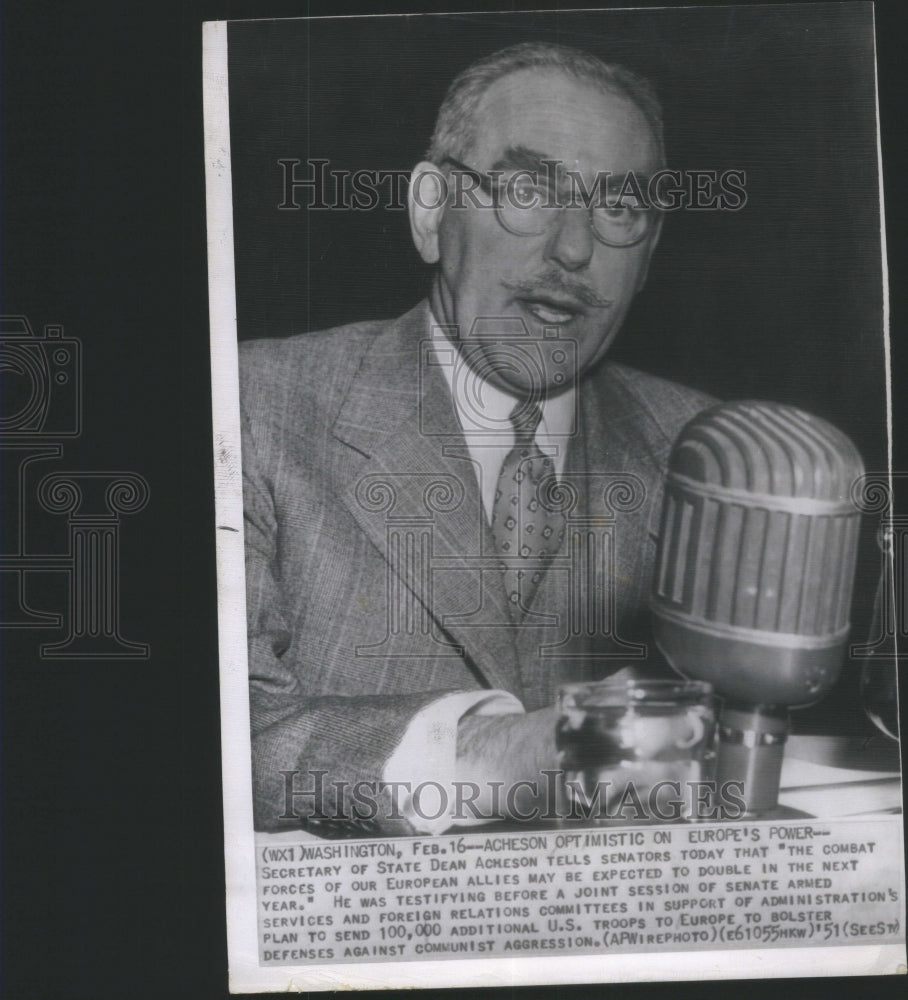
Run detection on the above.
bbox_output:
[429,313,576,441]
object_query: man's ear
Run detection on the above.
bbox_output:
[635,211,663,294]
[408,161,448,264]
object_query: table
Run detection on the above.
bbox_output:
[257,735,902,844]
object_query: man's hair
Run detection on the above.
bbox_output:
[426,42,665,168]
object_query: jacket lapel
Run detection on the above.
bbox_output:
[519,366,665,695]
[580,364,665,661]
[581,364,666,524]
[332,303,522,696]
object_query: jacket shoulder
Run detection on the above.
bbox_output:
[604,362,717,441]
[240,319,381,389]
[237,318,386,427]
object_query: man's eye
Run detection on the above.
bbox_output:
[596,204,637,224]
[506,177,545,206]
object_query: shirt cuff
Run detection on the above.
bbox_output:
[382,690,524,835]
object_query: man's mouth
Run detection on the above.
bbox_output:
[503,278,615,326]
[516,295,585,325]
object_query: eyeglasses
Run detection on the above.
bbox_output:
[441,156,655,248]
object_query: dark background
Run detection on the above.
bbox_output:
[229,6,885,470]
[1,2,906,999]
[226,6,889,730]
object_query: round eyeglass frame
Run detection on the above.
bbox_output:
[440,156,655,248]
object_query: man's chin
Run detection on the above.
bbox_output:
[492,369,579,400]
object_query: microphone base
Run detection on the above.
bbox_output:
[716,705,790,815]
[652,613,846,707]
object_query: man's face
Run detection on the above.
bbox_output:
[430,69,661,397]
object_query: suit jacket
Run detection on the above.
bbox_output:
[240,302,714,831]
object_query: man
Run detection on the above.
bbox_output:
[241,43,713,835]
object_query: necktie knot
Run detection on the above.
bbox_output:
[510,401,543,448]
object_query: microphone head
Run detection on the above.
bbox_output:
[651,400,865,708]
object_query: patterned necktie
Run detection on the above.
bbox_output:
[491,401,567,619]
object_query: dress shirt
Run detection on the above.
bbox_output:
[430,321,577,521]
[383,314,577,834]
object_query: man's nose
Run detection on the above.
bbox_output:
[543,206,595,271]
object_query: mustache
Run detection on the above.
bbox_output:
[501,272,613,309]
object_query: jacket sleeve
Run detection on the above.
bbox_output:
[241,400,456,835]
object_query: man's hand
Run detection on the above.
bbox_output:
[455,706,559,822]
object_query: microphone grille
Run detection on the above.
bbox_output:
[669,400,864,499]
[653,401,864,640]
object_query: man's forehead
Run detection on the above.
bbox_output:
[469,67,658,173]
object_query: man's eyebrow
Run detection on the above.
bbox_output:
[602,171,653,192]
[489,145,557,174]
[488,147,653,195]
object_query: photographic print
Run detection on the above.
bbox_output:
[204,5,905,991]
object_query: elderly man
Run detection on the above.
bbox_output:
[241,43,712,835]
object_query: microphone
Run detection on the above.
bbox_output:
[650,400,865,814]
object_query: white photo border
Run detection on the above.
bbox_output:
[203,10,905,992]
